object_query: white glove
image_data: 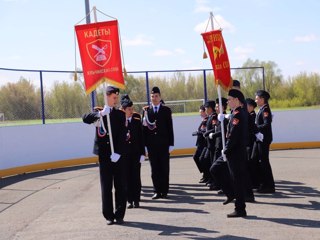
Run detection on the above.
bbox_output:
[142,117,147,126]
[218,113,225,122]
[111,153,121,162]
[255,132,264,142]
[221,149,227,161]
[209,133,214,139]
[99,105,111,117]
[140,155,145,163]
[145,147,148,154]
[225,114,230,119]
[169,146,174,153]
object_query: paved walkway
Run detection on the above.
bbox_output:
[1,149,320,240]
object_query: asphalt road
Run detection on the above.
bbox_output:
[1,149,320,240]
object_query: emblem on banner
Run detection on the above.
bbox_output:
[86,39,112,67]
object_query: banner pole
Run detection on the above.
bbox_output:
[210,11,227,161]
[93,6,115,154]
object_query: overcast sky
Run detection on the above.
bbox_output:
[1,0,319,80]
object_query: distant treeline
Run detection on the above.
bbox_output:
[0,59,319,120]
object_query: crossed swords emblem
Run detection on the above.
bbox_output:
[92,44,108,61]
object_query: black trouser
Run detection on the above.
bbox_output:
[210,156,231,195]
[227,153,246,212]
[212,151,246,212]
[199,147,211,181]
[98,157,127,221]
[256,142,275,189]
[125,154,142,204]
[148,146,170,195]
[247,146,260,188]
[193,145,204,173]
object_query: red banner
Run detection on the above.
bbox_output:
[75,20,124,94]
[201,30,232,91]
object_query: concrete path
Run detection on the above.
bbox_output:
[1,149,320,240]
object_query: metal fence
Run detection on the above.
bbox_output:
[0,67,264,126]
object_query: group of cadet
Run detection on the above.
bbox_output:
[193,80,275,217]
[82,80,275,224]
[82,86,174,225]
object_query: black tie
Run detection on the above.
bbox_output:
[154,106,158,114]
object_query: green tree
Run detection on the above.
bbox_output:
[232,58,284,100]
[0,77,41,120]
[45,81,89,119]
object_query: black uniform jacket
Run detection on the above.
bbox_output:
[142,104,174,148]
[248,110,256,147]
[82,108,126,159]
[203,113,217,150]
[255,104,273,144]
[195,116,208,147]
[124,115,145,156]
[210,114,228,150]
[224,106,248,156]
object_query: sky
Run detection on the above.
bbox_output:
[0,0,320,81]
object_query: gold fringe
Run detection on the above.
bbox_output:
[203,51,208,59]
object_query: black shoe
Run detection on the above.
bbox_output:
[161,193,168,199]
[116,218,124,224]
[217,190,224,195]
[205,180,212,186]
[209,184,220,191]
[106,219,114,225]
[133,202,140,208]
[223,197,234,205]
[227,210,247,218]
[152,193,161,199]
[257,187,275,193]
[245,196,255,203]
[127,203,133,209]
[199,178,208,183]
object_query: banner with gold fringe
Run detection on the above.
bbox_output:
[201,29,232,91]
[75,20,124,94]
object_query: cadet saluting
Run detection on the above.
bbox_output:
[142,86,174,199]
[82,86,127,225]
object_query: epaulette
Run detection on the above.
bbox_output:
[233,110,240,115]
[133,112,141,120]
[142,105,150,110]
[93,106,103,112]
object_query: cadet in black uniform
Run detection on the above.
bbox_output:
[202,100,218,190]
[246,98,259,189]
[121,95,145,209]
[253,90,275,193]
[192,105,208,182]
[142,86,174,199]
[223,89,248,217]
[82,86,127,225]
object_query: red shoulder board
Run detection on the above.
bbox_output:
[233,110,240,115]
[263,112,269,118]
[212,119,217,124]
[232,118,239,125]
